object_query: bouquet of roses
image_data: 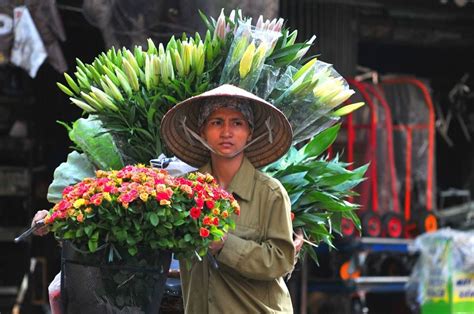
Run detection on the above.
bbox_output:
[44,164,239,261]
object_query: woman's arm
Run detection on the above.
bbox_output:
[216,186,295,280]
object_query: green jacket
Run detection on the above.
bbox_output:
[180,157,295,313]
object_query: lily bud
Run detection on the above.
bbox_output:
[172,50,185,76]
[147,38,157,54]
[231,36,249,64]
[293,57,318,81]
[194,42,205,76]
[214,9,226,40]
[326,89,355,108]
[239,41,256,79]
[122,59,140,91]
[64,73,80,94]
[70,97,96,112]
[80,91,103,110]
[158,43,166,56]
[252,42,268,69]
[151,55,160,85]
[104,75,124,102]
[333,102,365,116]
[295,35,316,60]
[124,49,140,75]
[274,18,284,33]
[91,86,119,111]
[134,46,144,68]
[114,68,133,97]
[57,82,74,97]
[256,15,264,30]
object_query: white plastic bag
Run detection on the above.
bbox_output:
[48,272,62,314]
[10,6,47,78]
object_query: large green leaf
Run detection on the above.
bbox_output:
[47,151,96,203]
[67,115,124,170]
[303,124,341,158]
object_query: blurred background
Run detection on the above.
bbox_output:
[0,0,473,313]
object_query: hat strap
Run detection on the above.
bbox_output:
[180,116,274,158]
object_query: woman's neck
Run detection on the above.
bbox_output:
[210,154,244,189]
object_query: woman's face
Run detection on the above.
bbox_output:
[201,107,252,159]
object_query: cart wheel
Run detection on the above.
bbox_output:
[382,213,405,238]
[361,212,382,237]
[418,211,438,233]
[341,217,357,238]
[339,260,360,280]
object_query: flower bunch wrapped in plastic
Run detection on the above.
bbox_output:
[44,164,239,260]
[51,9,367,263]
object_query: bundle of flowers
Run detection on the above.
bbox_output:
[45,164,239,260]
[48,9,367,263]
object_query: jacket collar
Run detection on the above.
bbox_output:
[199,157,255,201]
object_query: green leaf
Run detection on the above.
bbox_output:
[84,225,94,237]
[278,171,309,190]
[149,213,159,226]
[289,190,305,205]
[174,219,185,226]
[88,239,98,252]
[128,246,138,256]
[184,234,192,242]
[303,124,341,158]
[47,151,96,204]
[68,116,124,170]
[300,191,356,211]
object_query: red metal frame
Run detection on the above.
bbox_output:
[380,78,435,219]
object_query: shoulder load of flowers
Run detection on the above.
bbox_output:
[48,9,367,263]
[44,164,239,260]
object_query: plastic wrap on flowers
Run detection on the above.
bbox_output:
[60,242,171,314]
[406,228,474,314]
[220,22,281,91]
[269,60,352,144]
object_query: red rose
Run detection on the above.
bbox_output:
[190,207,201,219]
[195,197,204,209]
[203,216,212,225]
[212,217,219,226]
[206,200,215,209]
[200,227,210,238]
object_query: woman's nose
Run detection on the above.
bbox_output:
[220,122,232,137]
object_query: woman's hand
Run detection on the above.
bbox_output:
[209,233,228,256]
[31,210,49,236]
[293,229,304,253]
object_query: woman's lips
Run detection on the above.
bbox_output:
[218,142,233,148]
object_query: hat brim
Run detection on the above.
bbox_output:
[160,85,293,168]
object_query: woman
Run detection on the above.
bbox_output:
[161,84,296,313]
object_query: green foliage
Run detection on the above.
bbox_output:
[264,124,368,263]
[47,151,96,203]
[62,116,124,170]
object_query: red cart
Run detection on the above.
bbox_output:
[379,77,438,237]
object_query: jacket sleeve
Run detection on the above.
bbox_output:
[216,184,295,280]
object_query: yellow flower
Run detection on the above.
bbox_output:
[160,199,171,206]
[73,198,86,208]
[140,192,149,202]
[239,41,256,79]
[103,192,112,202]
